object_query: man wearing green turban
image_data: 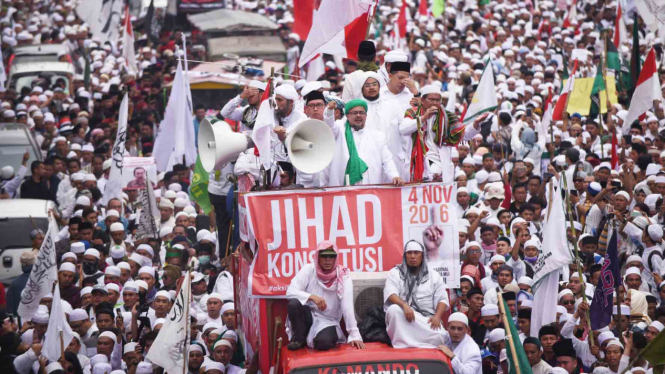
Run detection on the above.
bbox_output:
[323,98,404,186]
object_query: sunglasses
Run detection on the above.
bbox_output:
[561,300,575,305]
[319,254,337,259]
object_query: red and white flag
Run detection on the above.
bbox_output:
[293,0,321,41]
[613,3,627,47]
[624,48,663,128]
[562,0,577,29]
[419,0,428,16]
[552,60,579,121]
[298,0,374,67]
[122,6,138,75]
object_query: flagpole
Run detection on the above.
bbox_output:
[613,222,625,346]
[60,331,64,361]
[561,172,595,346]
[497,291,522,374]
[183,270,191,374]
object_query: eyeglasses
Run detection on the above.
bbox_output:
[320,254,337,259]
[363,82,379,88]
[573,179,584,183]
[424,97,441,103]
[561,300,575,305]
[306,103,325,109]
[348,111,366,116]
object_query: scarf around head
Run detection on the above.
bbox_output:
[314,241,349,299]
[344,99,369,185]
[396,242,432,316]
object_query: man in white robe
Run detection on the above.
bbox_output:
[341,41,379,102]
[384,240,449,349]
[377,51,409,86]
[438,312,483,374]
[324,99,403,187]
[219,80,266,133]
[378,61,417,181]
[285,241,365,351]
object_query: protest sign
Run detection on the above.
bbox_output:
[244,183,460,297]
[121,157,158,191]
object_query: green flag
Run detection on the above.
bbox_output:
[502,297,533,374]
[590,60,606,116]
[432,0,445,17]
[189,155,212,214]
[642,331,665,367]
[606,39,621,72]
[629,13,640,96]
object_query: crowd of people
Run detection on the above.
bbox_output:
[0,0,664,374]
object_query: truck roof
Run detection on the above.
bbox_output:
[280,342,452,374]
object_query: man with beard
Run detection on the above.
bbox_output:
[324,99,403,186]
[271,85,307,163]
[188,343,206,374]
[384,240,449,348]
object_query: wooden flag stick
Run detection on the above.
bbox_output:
[60,331,65,361]
[497,292,521,374]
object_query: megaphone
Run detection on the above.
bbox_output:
[198,119,254,173]
[286,119,335,174]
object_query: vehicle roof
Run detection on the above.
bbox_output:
[281,342,451,370]
[9,61,75,75]
[13,44,65,56]
[0,123,35,145]
[0,199,52,219]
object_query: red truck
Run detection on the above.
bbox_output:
[233,251,454,374]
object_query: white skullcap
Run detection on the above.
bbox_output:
[124,342,138,354]
[481,304,500,316]
[208,292,224,302]
[520,300,533,308]
[597,331,615,345]
[606,339,624,350]
[624,267,642,278]
[80,287,92,296]
[135,280,148,290]
[99,331,117,343]
[159,199,174,209]
[168,183,182,192]
[122,281,139,293]
[174,198,189,208]
[420,85,441,96]
[558,289,574,301]
[197,229,211,242]
[106,209,119,218]
[249,80,267,91]
[110,246,126,259]
[221,302,235,314]
[75,196,91,206]
[649,321,664,332]
[59,262,76,273]
[138,266,155,278]
[110,222,124,232]
[460,275,475,286]
[137,244,154,257]
[164,190,177,199]
[155,290,172,301]
[448,312,469,326]
[46,363,64,374]
[117,261,131,271]
[69,309,88,322]
[489,328,506,343]
[615,191,630,201]
[404,241,424,252]
[205,362,226,373]
[106,283,120,293]
[61,252,77,262]
[465,241,481,250]
[648,224,663,241]
[518,276,533,286]
[129,253,148,266]
[1,166,14,179]
[84,248,100,259]
[160,226,173,237]
[275,84,299,101]
[214,339,234,350]
[105,265,121,277]
[490,255,506,264]
[626,255,643,265]
[71,172,85,181]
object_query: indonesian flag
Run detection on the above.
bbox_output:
[122,6,138,75]
[541,87,554,131]
[562,0,577,29]
[293,0,322,41]
[552,60,579,121]
[623,48,663,128]
[397,0,407,38]
[298,0,374,67]
[614,3,627,48]
[419,0,428,16]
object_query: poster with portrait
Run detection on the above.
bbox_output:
[122,157,158,191]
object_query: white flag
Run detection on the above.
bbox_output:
[102,93,129,206]
[532,181,573,289]
[251,99,277,170]
[122,7,138,75]
[18,216,58,320]
[43,285,74,362]
[76,0,123,43]
[0,43,6,91]
[146,270,191,373]
[463,60,498,124]
[152,59,197,172]
[136,178,159,240]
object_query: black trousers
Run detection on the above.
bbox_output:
[287,299,339,351]
[210,192,231,258]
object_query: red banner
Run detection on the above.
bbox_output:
[244,184,460,297]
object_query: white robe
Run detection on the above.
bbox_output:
[286,263,362,348]
[377,87,413,180]
[383,265,450,349]
[443,334,483,374]
[324,109,400,187]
